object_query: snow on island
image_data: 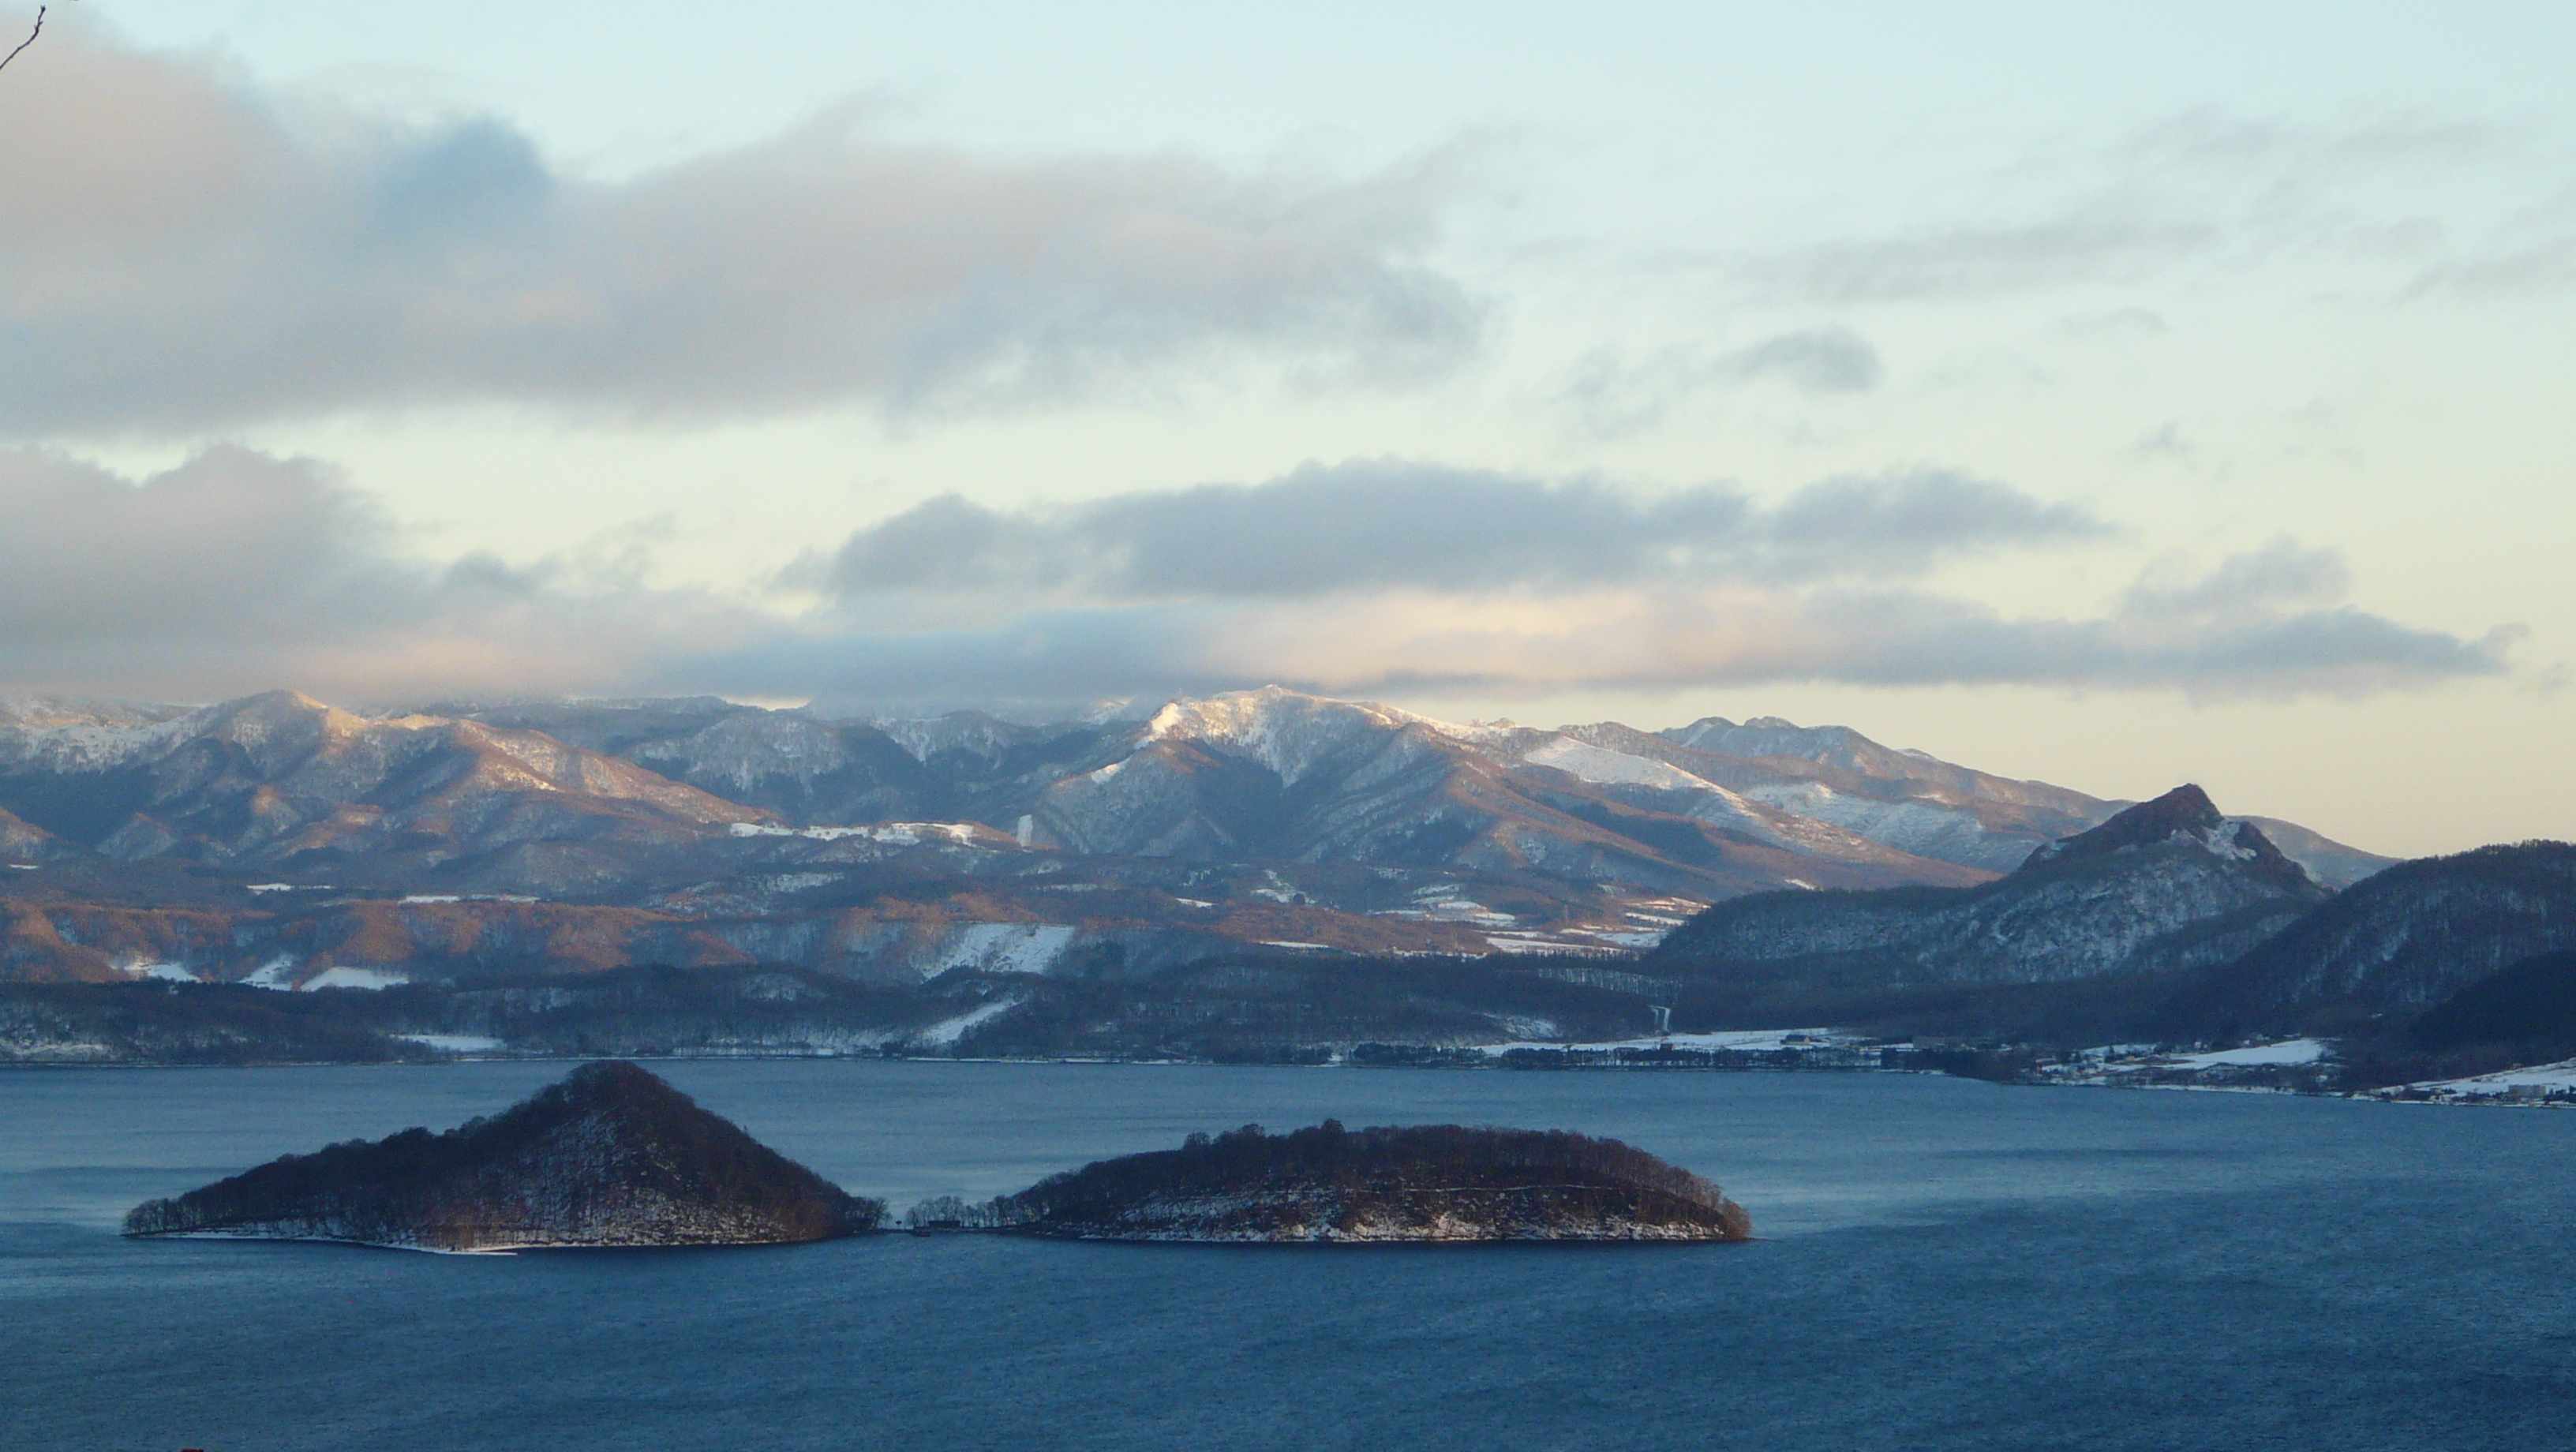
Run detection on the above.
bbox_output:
[992,1121,1752,1244]
[123,1062,884,1252]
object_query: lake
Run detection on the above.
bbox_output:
[6,1061,2570,1450]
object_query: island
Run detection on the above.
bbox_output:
[122,1061,884,1252]
[995,1121,1752,1243]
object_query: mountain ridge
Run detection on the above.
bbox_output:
[0,685,2392,990]
[1649,787,2332,1016]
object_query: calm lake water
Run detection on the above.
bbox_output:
[6,1061,2571,1450]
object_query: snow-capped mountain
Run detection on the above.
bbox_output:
[1018,687,1997,896]
[0,683,2394,898]
[0,684,2395,992]
[0,688,751,872]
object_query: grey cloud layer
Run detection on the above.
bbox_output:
[804,459,2105,599]
[0,36,1480,434]
[0,447,2518,709]
[0,448,760,700]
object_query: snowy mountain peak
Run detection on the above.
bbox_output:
[869,711,1032,765]
[2020,784,2317,894]
[189,688,373,751]
[1142,687,1419,787]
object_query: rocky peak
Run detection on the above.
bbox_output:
[2020,784,2317,894]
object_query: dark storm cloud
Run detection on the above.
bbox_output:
[0,33,1483,436]
[802,460,2105,600]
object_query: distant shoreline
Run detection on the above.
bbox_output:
[10,1049,2569,1108]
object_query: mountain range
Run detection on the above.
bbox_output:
[8,685,2397,885]
[22,682,2567,1082]
[0,684,2394,989]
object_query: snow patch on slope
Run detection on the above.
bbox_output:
[927,923,1077,977]
[912,997,1024,1046]
[118,960,199,983]
[301,967,410,991]
[242,956,300,990]
[730,821,983,846]
[1522,737,1718,794]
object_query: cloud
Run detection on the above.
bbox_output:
[2122,537,2348,617]
[0,31,1482,436]
[763,523,2516,708]
[0,448,2514,712]
[2059,307,2170,341]
[1705,108,2525,305]
[1722,329,1884,392]
[0,447,762,701]
[1559,327,1882,437]
[1748,590,2518,701]
[2123,421,2199,467]
[728,570,2521,714]
[2406,236,2576,297]
[1740,219,2221,304]
[797,459,2107,601]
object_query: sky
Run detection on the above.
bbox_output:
[1,2,2570,855]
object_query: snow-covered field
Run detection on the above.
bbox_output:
[2386,1059,2576,1101]
[2042,1038,2334,1087]
[2159,1038,2331,1069]
[1477,1027,1848,1056]
[242,956,300,990]
[730,821,982,847]
[1482,933,1622,956]
[118,960,199,983]
[301,967,410,991]
[399,1034,506,1053]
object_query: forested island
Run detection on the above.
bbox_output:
[123,1061,885,1252]
[986,1121,1753,1243]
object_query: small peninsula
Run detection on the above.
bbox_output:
[999,1121,1752,1243]
[123,1061,884,1252]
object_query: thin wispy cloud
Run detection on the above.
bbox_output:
[1559,327,1883,438]
[1680,109,2528,305]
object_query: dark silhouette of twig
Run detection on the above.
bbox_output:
[0,6,51,77]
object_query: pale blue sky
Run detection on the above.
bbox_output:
[3,2,2570,852]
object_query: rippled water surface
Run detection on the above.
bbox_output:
[7,1061,2570,1450]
